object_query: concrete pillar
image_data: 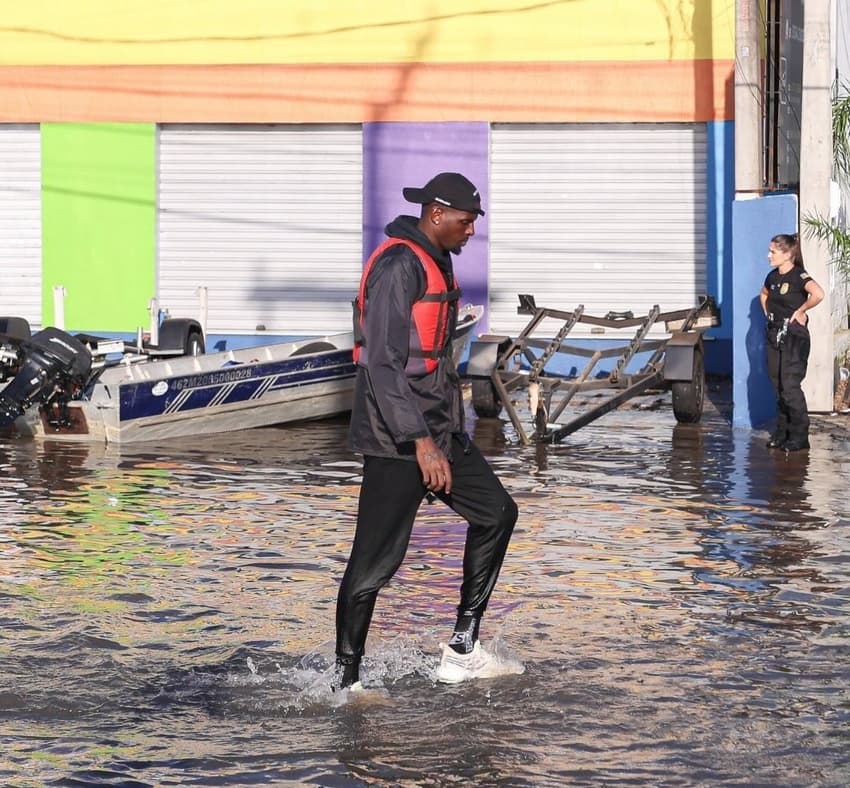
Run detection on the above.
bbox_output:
[799,0,835,411]
[735,0,763,195]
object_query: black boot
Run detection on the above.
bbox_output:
[783,438,810,452]
[333,654,361,691]
[766,431,787,449]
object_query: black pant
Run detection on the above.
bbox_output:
[335,434,518,661]
[766,324,810,442]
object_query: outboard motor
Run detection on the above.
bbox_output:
[0,317,32,384]
[0,327,92,427]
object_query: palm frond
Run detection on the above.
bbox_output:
[800,83,850,287]
[832,84,850,187]
[803,213,850,279]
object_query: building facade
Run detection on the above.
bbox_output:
[0,0,735,368]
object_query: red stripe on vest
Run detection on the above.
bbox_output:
[353,238,459,374]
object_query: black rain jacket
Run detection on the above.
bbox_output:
[348,215,464,461]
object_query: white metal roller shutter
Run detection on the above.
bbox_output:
[0,125,42,326]
[489,124,708,337]
[158,124,362,335]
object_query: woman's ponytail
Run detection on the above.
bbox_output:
[771,233,804,268]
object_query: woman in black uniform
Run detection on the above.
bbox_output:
[759,233,824,451]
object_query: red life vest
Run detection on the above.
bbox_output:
[353,238,461,375]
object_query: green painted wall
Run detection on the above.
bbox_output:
[41,123,156,331]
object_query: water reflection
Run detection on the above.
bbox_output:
[1,400,849,786]
[662,421,839,637]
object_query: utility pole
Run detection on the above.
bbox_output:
[799,0,835,412]
[735,0,763,194]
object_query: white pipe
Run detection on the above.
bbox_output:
[52,285,67,330]
[148,298,159,346]
[197,286,208,337]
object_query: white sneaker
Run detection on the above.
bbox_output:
[343,681,393,705]
[436,641,525,684]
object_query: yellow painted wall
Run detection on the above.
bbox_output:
[2,0,734,66]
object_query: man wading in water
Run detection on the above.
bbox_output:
[334,172,523,691]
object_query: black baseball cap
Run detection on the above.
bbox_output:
[402,172,485,216]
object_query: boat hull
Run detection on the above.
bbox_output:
[15,335,356,444]
[15,305,483,444]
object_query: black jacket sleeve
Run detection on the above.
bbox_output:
[361,246,430,443]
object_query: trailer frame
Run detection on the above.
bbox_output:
[466,294,721,444]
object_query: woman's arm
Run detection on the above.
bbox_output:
[791,279,825,324]
[759,286,769,316]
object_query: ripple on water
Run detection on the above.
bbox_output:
[1,401,849,785]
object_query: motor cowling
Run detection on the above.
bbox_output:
[0,327,92,427]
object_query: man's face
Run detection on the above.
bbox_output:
[433,206,477,254]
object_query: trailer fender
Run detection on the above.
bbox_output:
[157,318,206,356]
[663,332,702,381]
[0,317,32,342]
[466,335,512,378]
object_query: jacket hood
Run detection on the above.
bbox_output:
[384,215,453,274]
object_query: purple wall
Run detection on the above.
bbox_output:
[362,122,490,328]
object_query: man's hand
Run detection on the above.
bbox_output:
[415,436,452,495]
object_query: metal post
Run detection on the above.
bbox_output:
[148,298,159,347]
[52,285,67,330]
[197,286,209,338]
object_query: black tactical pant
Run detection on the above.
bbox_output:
[766,322,811,443]
[336,434,518,662]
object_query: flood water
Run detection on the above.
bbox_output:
[1,385,849,787]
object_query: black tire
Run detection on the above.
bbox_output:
[185,330,205,356]
[158,318,205,355]
[471,377,503,418]
[0,317,31,341]
[671,347,704,423]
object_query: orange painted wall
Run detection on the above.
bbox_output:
[0,1,735,123]
[0,60,733,124]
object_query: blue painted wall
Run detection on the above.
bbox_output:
[731,193,798,429]
[705,121,734,376]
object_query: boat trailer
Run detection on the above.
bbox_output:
[466,294,721,444]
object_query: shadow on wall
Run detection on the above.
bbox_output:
[731,194,797,430]
[745,295,773,429]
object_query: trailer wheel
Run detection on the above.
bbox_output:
[471,378,503,418]
[159,318,205,356]
[671,347,704,423]
[185,329,205,356]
